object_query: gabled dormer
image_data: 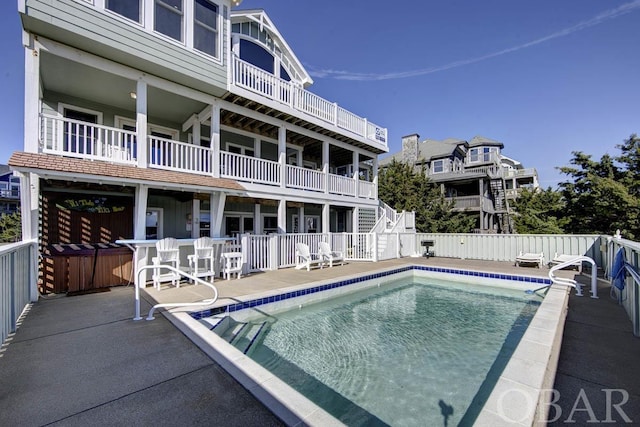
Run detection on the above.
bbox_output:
[466,136,503,165]
[231,10,312,88]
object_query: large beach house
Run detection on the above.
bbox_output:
[11,0,399,292]
[381,134,540,233]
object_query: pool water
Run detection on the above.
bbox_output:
[221,278,540,426]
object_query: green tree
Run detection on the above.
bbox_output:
[0,211,22,243]
[378,160,475,233]
[511,188,566,234]
[558,138,640,239]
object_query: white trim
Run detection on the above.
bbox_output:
[115,115,179,140]
[57,103,104,124]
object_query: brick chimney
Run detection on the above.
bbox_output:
[401,133,419,164]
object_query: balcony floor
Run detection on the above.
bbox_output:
[1,258,638,425]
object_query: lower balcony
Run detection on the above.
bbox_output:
[39,114,377,200]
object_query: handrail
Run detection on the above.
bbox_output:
[134,265,218,321]
[548,256,598,298]
[620,263,640,337]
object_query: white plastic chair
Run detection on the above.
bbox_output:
[187,237,216,284]
[152,237,180,289]
[221,244,243,280]
[295,242,323,271]
[318,241,345,267]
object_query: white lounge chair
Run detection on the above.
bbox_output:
[295,243,324,271]
[318,242,345,267]
[550,253,583,273]
[152,237,181,289]
[515,251,544,268]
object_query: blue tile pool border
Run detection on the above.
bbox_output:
[189,265,552,320]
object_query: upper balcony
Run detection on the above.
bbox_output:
[39,114,378,201]
[227,56,388,152]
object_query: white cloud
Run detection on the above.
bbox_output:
[307,0,640,81]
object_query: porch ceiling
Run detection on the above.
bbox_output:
[222,93,386,156]
[40,53,206,124]
[220,110,370,166]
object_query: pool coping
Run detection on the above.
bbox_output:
[158,264,569,426]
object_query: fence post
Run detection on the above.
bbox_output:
[241,234,249,275]
[372,233,378,262]
[396,233,401,258]
[269,234,278,270]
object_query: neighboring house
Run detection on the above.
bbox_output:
[380,134,539,233]
[0,165,20,215]
[11,1,396,291]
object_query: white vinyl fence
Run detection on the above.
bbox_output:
[241,232,604,273]
[1,240,38,345]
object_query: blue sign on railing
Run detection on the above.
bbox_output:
[375,127,386,143]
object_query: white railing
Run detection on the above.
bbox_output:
[276,233,328,269]
[446,196,481,209]
[233,57,293,105]
[1,240,38,345]
[286,165,325,192]
[605,235,640,336]
[39,115,376,200]
[231,56,387,147]
[337,107,365,135]
[133,264,218,321]
[358,180,376,199]
[549,256,598,298]
[41,114,137,165]
[0,189,20,199]
[220,151,281,185]
[149,136,212,175]
[328,174,356,196]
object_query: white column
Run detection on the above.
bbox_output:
[210,191,226,237]
[17,172,38,241]
[192,117,201,145]
[298,206,305,232]
[24,37,40,153]
[352,151,359,196]
[133,184,149,239]
[254,137,261,158]
[352,206,359,233]
[322,203,330,234]
[254,203,262,235]
[322,140,329,194]
[278,199,287,233]
[210,102,221,178]
[136,79,148,167]
[278,126,287,188]
[191,199,200,238]
[372,156,379,199]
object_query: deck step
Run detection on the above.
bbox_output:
[220,320,248,343]
[200,316,226,331]
[237,322,269,354]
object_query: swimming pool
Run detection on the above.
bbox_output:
[168,265,568,426]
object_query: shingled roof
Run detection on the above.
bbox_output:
[8,152,245,192]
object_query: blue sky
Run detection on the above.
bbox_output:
[1,0,639,188]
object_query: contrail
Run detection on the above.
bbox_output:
[307,0,640,81]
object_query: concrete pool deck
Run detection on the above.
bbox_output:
[0,257,638,425]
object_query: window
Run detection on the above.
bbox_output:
[226,142,254,157]
[432,160,444,174]
[469,147,497,163]
[263,216,278,234]
[194,0,219,58]
[58,104,102,156]
[146,208,163,239]
[106,0,141,23]
[155,0,183,42]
